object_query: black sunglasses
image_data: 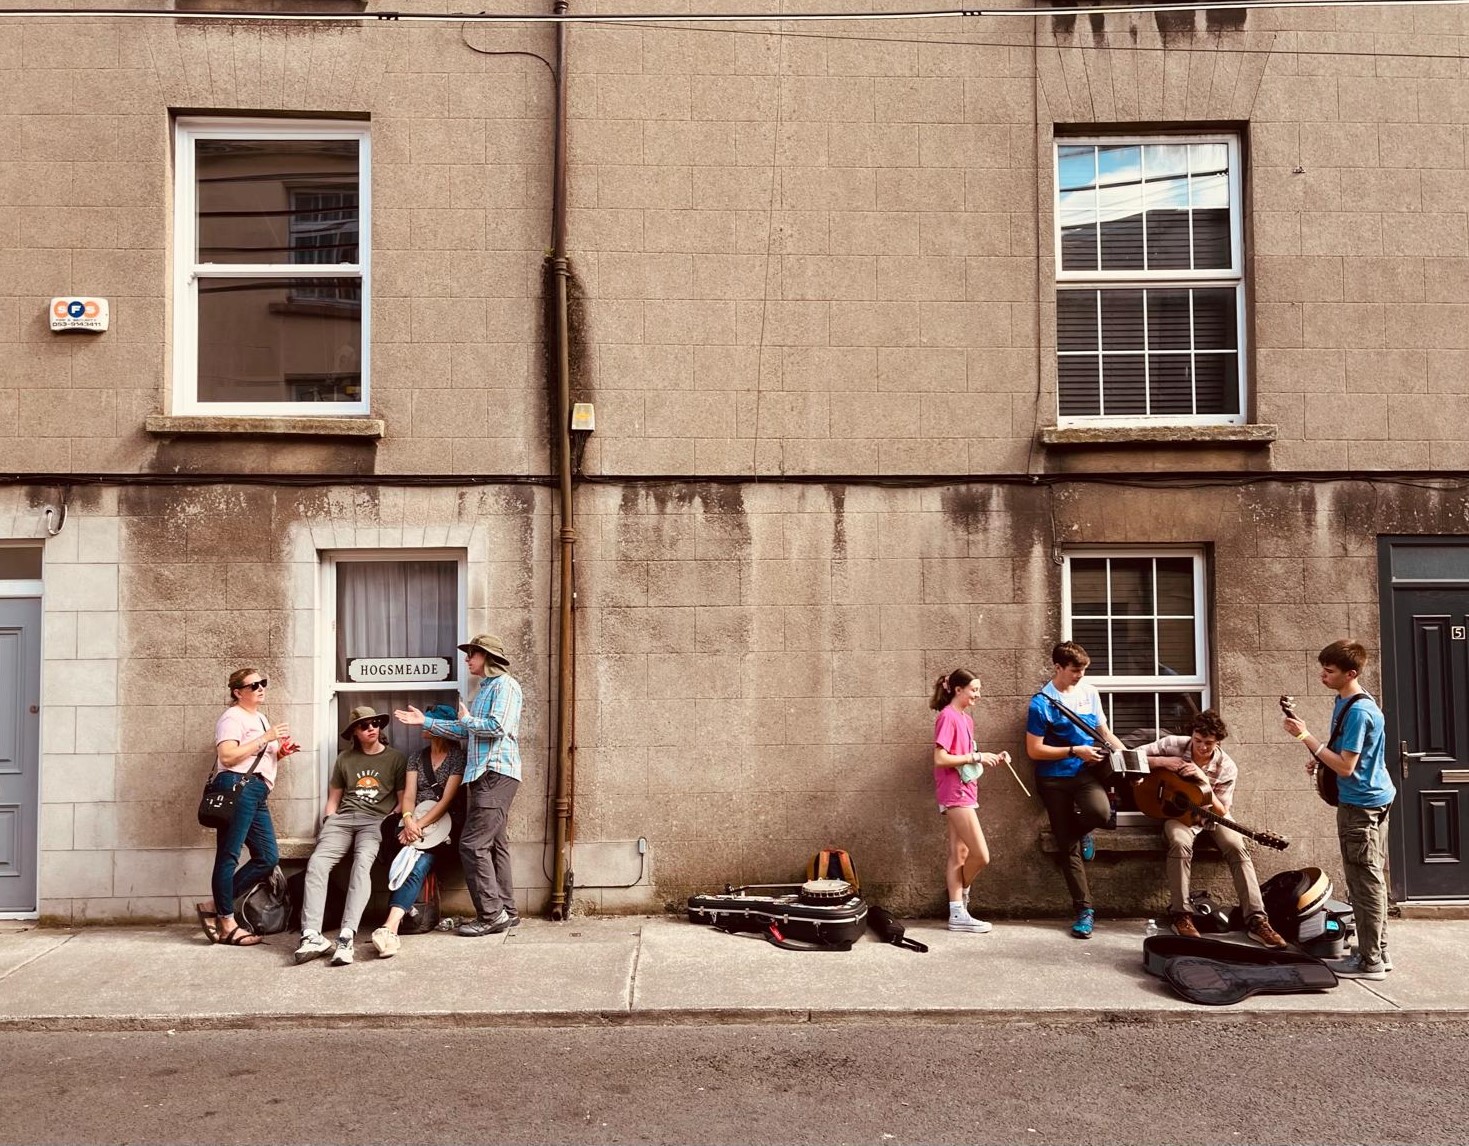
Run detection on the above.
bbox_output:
[240,679,268,691]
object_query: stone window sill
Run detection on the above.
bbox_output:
[1040,424,1277,448]
[145,414,385,439]
[1038,827,1223,856]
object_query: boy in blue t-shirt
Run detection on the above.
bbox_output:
[1025,641,1128,940]
[1282,639,1396,980]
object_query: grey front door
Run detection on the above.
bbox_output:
[0,598,41,913]
[1381,538,1469,901]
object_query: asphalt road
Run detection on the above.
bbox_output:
[2,1020,1465,1145]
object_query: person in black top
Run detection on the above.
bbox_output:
[371,704,467,958]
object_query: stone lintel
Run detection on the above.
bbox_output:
[144,415,386,439]
[1040,424,1278,448]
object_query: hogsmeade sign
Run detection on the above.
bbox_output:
[347,658,453,683]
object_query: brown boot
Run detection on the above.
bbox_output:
[1169,911,1201,939]
[1246,914,1289,949]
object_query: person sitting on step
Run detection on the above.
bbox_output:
[294,707,408,967]
[1136,710,1288,949]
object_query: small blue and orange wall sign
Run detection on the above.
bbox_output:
[49,297,109,333]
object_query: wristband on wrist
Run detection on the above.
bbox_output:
[1295,730,1311,742]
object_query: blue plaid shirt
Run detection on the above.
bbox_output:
[423,672,523,783]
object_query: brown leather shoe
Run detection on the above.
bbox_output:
[1246,914,1289,949]
[1169,911,1201,939]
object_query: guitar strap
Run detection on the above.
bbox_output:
[1032,689,1101,745]
[1313,693,1369,765]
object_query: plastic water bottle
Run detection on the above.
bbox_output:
[1144,918,1162,938]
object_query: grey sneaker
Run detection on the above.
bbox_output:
[1352,946,1393,972]
[330,935,355,965]
[1326,954,1386,981]
[456,909,512,936]
[293,931,334,965]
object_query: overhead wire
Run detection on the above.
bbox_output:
[3,0,1469,26]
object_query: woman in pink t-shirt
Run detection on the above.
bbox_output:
[195,666,298,946]
[931,668,1009,934]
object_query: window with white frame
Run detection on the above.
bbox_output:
[1062,550,1210,745]
[1055,136,1244,424]
[322,554,466,782]
[173,118,370,415]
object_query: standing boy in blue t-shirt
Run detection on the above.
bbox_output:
[1282,639,1396,980]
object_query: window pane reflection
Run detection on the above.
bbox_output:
[196,277,362,403]
[196,139,360,266]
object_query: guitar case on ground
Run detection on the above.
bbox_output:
[1142,934,1331,979]
[1163,956,1339,1006]
[1142,934,1339,1006]
[687,880,867,951]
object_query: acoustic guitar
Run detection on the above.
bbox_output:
[1131,765,1291,851]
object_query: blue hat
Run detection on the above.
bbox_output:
[424,703,458,722]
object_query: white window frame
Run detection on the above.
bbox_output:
[316,550,468,805]
[1060,546,1211,710]
[172,116,372,416]
[1054,133,1245,428]
[1061,546,1211,826]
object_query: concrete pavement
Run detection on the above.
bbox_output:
[0,916,1465,1031]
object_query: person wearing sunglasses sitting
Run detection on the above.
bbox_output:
[294,707,408,967]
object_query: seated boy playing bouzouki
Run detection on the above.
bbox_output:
[1136,710,1288,949]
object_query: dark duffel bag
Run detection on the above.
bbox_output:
[237,866,292,935]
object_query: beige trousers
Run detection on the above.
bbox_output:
[1163,817,1266,921]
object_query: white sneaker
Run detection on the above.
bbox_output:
[330,935,355,965]
[293,931,334,965]
[948,914,993,933]
[371,927,400,958]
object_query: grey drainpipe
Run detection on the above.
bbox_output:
[548,0,576,921]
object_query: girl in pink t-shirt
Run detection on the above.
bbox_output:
[931,668,1009,933]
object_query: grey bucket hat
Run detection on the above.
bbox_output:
[457,633,510,666]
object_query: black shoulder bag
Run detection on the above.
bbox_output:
[197,718,270,830]
[1311,694,1369,808]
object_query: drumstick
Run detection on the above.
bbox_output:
[999,752,1032,799]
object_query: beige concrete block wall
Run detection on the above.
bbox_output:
[24,481,553,923]
[568,476,1468,916]
[4,10,1469,477]
[0,17,552,478]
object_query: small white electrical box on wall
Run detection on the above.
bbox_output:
[49,297,109,332]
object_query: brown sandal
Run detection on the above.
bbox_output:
[195,903,221,944]
[218,924,262,947]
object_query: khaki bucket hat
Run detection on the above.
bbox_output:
[341,705,390,741]
[457,633,510,667]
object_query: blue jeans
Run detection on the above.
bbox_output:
[388,850,435,912]
[209,773,278,916]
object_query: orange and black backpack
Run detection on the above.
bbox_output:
[807,847,859,892]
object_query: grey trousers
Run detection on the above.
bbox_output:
[301,810,384,936]
[460,772,519,919]
[1339,803,1392,966]
[1164,818,1266,920]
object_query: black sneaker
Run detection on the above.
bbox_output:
[456,909,512,937]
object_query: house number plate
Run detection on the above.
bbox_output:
[1453,627,1466,640]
